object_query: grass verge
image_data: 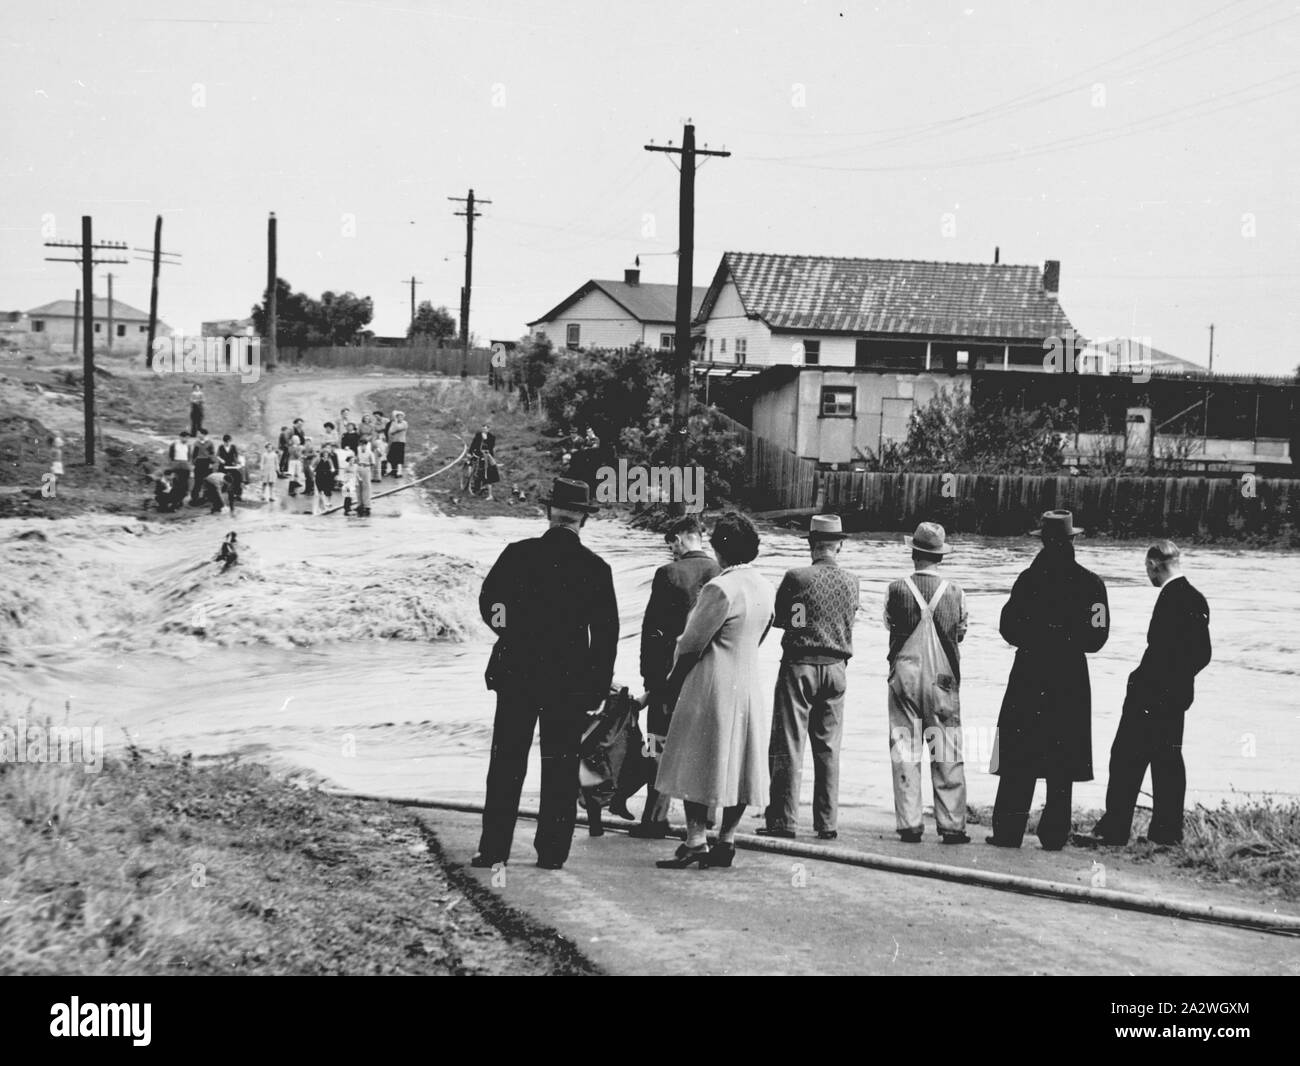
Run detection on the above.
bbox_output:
[0,743,598,975]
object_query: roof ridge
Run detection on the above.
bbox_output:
[724,251,1042,269]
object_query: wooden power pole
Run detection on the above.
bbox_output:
[402,276,423,340]
[266,212,278,370]
[645,122,730,506]
[72,289,80,356]
[1208,322,1215,373]
[44,219,127,466]
[449,189,490,377]
[133,216,181,369]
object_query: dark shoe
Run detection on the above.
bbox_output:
[1138,834,1181,848]
[706,842,736,868]
[536,857,564,870]
[898,829,923,843]
[470,853,504,868]
[816,830,839,841]
[628,822,670,840]
[607,801,636,821]
[985,836,1020,848]
[755,827,796,839]
[1072,832,1125,849]
[1040,841,1066,852]
[655,843,709,869]
[941,831,971,845]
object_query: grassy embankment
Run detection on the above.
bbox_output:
[372,378,564,516]
[0,731,598,976]
[967,801,1300,900]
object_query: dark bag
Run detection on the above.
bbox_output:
[579,687,650,806]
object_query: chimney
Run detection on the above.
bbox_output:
[1043,259,1060,295]
[624,267,640,286]
[994,246,1000,264]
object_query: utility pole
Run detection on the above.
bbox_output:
[133,216,181,369]
[44,220,127,466]
[1208,323,1215,373]
[645,122,730,508]
[72,289,80,356]
[401,276,423,341]
[266,212,278,370]
[449,189,490,377]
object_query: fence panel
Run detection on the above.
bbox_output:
[277,345,493,376]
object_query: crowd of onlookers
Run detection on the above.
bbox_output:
[153,402,410,519]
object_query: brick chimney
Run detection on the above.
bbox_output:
[624,267,640,286]
[1043,259,1060,295]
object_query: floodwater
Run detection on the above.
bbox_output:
[2,499,1296,821]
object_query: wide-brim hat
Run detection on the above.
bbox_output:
[539,477,600,513]
[904,521,952,555]
[1029,509,1084,537]
[808,514,849,540]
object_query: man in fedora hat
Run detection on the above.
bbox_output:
[884,521,970,844]
[1077,539,1211,848]
[989,510,1110,850]
[625,513,721,838]
[761,514,861,841]
[472,477,619,870]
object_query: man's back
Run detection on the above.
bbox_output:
[885,571,967,681]
[775,560,860,662]
[1133,576,1211,712]
[481,526,618,697]
[640,551,720,685]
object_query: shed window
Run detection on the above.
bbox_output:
[821,387,855,417]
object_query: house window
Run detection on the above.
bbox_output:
[32,320,44,333]
[803,340,820,365]
[820,387,855,417]
[116,324,126,337]
[139,325,147,333]
[708,338,714,359]
[719,338,726,355]
[94,323,102,333]
[735,338,747,364]
[660,333,674,350]
[566,324,580,350]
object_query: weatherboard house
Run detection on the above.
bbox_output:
[528,267,708,352]
[693,251,1075,467]
[25,297,171,355]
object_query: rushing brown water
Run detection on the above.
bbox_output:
[2,498,1295,821]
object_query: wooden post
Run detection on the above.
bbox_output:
[106,272,114,352]
[266,212,278,370]
[145,215,162,369]
[81,216,95,466]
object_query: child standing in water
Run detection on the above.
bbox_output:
[259,442,278,502]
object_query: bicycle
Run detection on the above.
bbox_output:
[460,453,492,498]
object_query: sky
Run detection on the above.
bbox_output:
[2,0,1298,374]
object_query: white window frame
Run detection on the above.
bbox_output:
[566,323,580,350]
[820,386,855,418]
[735,337,747,364]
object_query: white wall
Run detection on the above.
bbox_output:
[699,278,775,365]
[532,288,644,350]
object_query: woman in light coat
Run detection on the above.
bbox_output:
[654,512,775,869]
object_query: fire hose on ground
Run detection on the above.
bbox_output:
[324,792,1300,938]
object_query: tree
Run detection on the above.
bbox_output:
[408,301,456,343]
[251,278,373,348]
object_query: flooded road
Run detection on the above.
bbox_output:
[2,375,1296,823]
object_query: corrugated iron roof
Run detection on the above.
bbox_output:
[702,252,1075,341]
[529,280,707,327]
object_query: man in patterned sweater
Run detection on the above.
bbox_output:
[761,514,861,841]
[884,522,970,844]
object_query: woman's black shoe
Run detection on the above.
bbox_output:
[706,842,736,868]
[655,843,709,869]
[628,822,670,839]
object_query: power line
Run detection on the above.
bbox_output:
[448,189,491,376]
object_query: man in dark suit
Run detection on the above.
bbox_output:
[472,478,619,870]
[1078,540,1211,848]
[624,514,720,838]
[989,510,1110,851]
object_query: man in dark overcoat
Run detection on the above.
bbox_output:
[989,510,1109,850]
[472,477,619,870]
[623,513,720,838]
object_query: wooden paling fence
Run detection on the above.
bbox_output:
[277,345,493,376]
[711,411,817,511]
[817,470,1300,538]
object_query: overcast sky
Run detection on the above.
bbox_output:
[3,0,1298,373]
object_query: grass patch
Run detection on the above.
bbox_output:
[371,378,562,516]
[0,743,597,975]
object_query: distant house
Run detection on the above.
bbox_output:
[26,297,170,355]
[202,317,255,338]
[0,310,30,346]
[528,267,708,352]
[693,251,1076,466]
